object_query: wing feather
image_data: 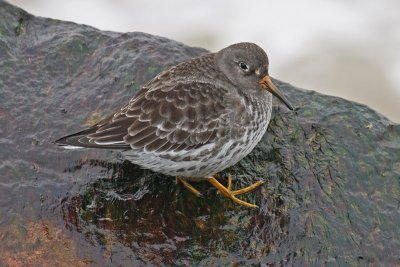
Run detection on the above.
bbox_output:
[56,79,233,152]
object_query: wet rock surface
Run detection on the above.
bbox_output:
[1,2,399,266]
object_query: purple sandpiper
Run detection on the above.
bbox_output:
[56,42,293,208]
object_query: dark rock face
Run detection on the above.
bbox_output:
[1,1,399,266]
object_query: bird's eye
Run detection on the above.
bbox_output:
[239,62,249,71]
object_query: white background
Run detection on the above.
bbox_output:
[9,0,400,122]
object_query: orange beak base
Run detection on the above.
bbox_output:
[259,75,293,110]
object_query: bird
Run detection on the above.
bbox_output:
[56,42,293,208]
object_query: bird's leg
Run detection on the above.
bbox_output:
[176,176,202,197]
[227,173,232,191]
[206,176,264,209]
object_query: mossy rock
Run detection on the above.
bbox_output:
[0,1,399,266]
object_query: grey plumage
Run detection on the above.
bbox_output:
[56,42,292,178]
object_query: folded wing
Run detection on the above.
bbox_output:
[56,81,230,153]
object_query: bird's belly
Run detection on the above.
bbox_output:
[122,118,270,178]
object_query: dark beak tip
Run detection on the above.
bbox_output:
[277,96,294,111]
[280,102,294,111]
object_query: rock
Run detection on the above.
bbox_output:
[1,1,399,266]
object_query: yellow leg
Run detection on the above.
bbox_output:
[176,177,202,197]
[206,176,262,209]
[227,173,232,191]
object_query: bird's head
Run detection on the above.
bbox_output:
[215,42,293,110]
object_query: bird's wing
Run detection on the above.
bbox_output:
[56,81,232,152]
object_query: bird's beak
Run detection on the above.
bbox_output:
[259,75,293,110]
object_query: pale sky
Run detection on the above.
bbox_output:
[9,0,400,122]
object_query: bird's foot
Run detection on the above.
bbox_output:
[176,174,264,208]
[206,174,264,209]
[226,173,264,196]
